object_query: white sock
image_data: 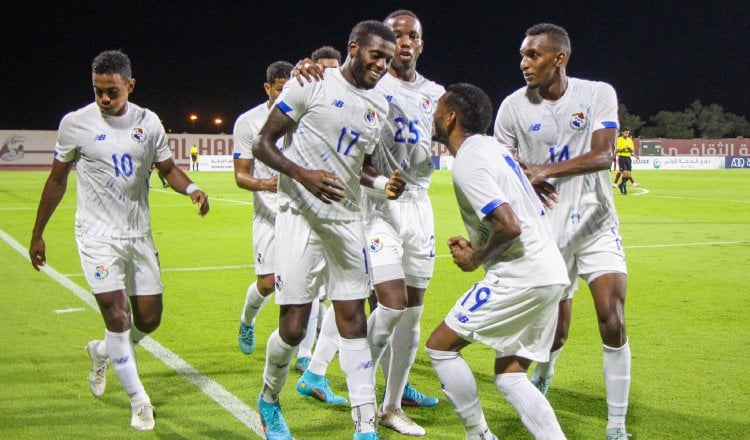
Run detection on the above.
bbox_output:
[317,300,327,331]
[241,282,270,326]
[105,329,146,398]
[261,329,298,403]
[603,340,631,431]
[308,307,339,376]
[531,346,563,382]
[351,403,377,434]
[367,305,403,368]
[298,301,320,358]
[495,372,565,440]
[425,348,488,436]
[339,337,375,407]
[383,305,422,409]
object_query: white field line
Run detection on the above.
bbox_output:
[150,188,253,206]
[0,229,266,439]
[61,263,255,278]
[53,307,87,314]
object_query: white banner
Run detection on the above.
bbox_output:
[198,155,234,172]
[632,156,724,170]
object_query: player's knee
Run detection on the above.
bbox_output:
[279,325,307,346]
[598,311,626,345]
[257,275,275,295]
[134,314,161,333]
[103,309,132,332]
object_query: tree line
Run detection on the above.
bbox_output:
[619,100,750,139]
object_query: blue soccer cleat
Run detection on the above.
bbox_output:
[238,322,255,355]
[296,371,348,405]
[294,356,311,373]
[257,393,291,440]
[353,432,380,440]
[401,383,438,408]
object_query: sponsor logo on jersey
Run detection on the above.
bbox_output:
[368,237,383,253]
[420,97,433,114]
[385,95,394,102]
[131,127,147,143]
[570,112,587,131]
[332,99,344,108]
[364,108,378,127]
[528,123,541,132]
[94,265,109,280]
[275,275,284,291]
[96,134,107,141]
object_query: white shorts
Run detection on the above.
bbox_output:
[364,192,435,288]
[253,216,275,276]
[444,280,564,362]
[560,226,628,300]
[76,235,163,295]
[273,208,370,305]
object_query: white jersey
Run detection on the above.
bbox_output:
[451,135,567,288]
[275,68,388,220]
[494,77,620,249]
[365,72,444,198]
[233,102,278,221]
[55,102,172,239]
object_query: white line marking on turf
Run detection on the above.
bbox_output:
[644,194,750,204]
[0,229,266,439]
[151,188,253,205]
[626,240,749,249]
[62,263,255,277]
[53,307,87,314]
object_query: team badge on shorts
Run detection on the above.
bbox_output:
[256,252,264,264]
[275,275,284,292]
[364,108,378,127]
[131,127,147,143]
[94,265,109,280]
[368,237,383,253]
[570,112,588,131]
[420,97,433,114]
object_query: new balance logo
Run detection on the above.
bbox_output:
[96,134,107,140]
[332,100,344,108]
[528,124,541,132]
[356,360,373,371]
[112,356,130,364]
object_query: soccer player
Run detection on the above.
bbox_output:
[612,127,638,194]
[294,11,444,436]
[311,45,342,69]
[427,82,568,440]
[493,23,631,440]
[28,50,209,431]
[293,46,343,374]
[252,21,401,440]
[190,143,199,171]
[232,61,294,355]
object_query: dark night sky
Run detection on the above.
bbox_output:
[3,1,748,134]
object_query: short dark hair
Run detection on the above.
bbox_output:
[266,61,293,84]
[444,83,494,135]
[526,23,571,56]
[384,9,418,21]
[349,20,397,46]
[91,50,132,79]
[622,127,631,132]
[311,46,342,63]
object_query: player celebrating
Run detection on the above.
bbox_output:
[494,23,631,440]
[29,50,209,431]
[427,81,567,440]
[252,21,402,440]
[294,11,443,436]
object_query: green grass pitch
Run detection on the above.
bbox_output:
[1,169,748,439]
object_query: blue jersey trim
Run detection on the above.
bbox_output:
[481,199,506,216]
[602,121,618,129]
[277,101,292,114]
[233,152,241,159]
